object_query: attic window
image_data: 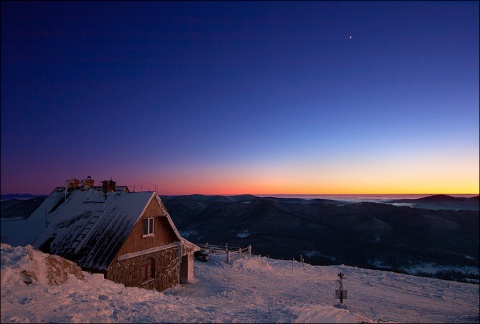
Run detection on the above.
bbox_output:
[142,217,154,237]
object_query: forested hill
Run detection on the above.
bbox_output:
[161,194,479,282]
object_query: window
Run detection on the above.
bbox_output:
[142,258,155,282]
[142,217,154,236]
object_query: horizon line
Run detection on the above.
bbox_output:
[1,192,479,197]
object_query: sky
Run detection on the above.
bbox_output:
[1,1,479,195]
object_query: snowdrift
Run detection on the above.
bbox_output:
[1,244,84,287]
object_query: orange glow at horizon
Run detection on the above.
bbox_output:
[147,168,479,196]
[61,149,479,197]
[155,182,479,196]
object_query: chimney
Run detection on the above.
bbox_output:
[102,179,116,193]
[81,176,94,188]
[67,178,79,191]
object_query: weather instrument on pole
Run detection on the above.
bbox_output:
[335,272,347,303]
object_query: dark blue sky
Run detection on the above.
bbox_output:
[1,2,478,195]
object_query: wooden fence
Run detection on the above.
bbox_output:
[197,243,251,263]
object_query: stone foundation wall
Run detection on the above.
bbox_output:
[107,246,179,292]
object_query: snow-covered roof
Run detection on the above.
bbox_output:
[181,238,201,256]
[33,190,164,271]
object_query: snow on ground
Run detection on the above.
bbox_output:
[1,244,479,323]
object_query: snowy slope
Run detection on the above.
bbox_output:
[1,190,64,247]
[1,244,478,323]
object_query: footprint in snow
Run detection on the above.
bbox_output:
[18,297,34,305]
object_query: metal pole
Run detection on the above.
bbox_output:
[338,272,344,304]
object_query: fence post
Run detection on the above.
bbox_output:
[239,247,242,256]
[227,251,231,263]
[226,243,228,252]
[248,245,251,256]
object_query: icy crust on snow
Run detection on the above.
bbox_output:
[33,190,156,270]
[1,244,479,323]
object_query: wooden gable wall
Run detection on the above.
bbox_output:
[113,196,179,258]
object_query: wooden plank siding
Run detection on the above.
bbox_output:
[113,196,178,257]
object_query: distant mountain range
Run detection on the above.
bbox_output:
[416,194,478,202]
[160,194,479,282]
[386,194,479,210]
[0,196,48,219]
[1,193,478,282]
[1,193,47,201]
